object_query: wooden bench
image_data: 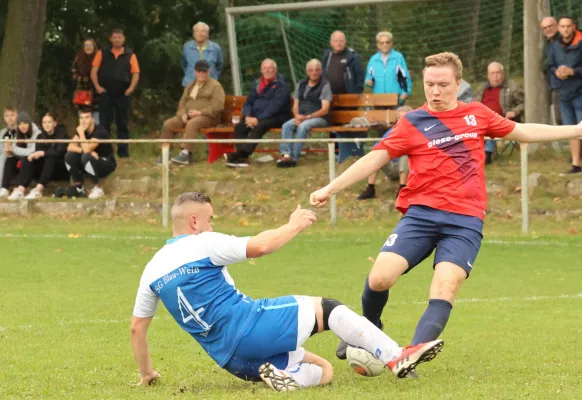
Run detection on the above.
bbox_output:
[195,93,399,163]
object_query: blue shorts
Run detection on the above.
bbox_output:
[223,295,315,381]
[381,205,483,276]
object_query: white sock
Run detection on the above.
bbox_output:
[285,362,323,387]
[328,305,401,364]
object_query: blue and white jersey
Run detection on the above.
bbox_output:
[133,232,259,367]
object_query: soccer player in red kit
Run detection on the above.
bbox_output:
[310,52,582,372]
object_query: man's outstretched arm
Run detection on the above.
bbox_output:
[505,121,582,143]
[310,150,391,207]
[130,316,160,385]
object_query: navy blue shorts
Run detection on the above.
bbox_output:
[381,205,483,276]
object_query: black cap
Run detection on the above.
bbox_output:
[194,60,210,72]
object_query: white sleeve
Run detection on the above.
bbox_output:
[201,232,249,266]
[133,279,160,318]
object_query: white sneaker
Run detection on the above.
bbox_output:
[7,189,24,201]
[24,188,43,200]
[0,188,9,198]
[88,186,105,199]
[258,363,300,392]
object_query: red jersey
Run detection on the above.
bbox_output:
[373,102,516,220]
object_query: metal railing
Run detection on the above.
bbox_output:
[0,137,529,232]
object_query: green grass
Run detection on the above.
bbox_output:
[1,218,581,399]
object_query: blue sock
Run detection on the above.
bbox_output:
[361,277,389,329]
[411,299,453,345]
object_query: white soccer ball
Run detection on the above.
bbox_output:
[346,345,386,377]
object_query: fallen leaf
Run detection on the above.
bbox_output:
[55,248,61,253]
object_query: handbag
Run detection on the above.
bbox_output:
[73,89,93,106]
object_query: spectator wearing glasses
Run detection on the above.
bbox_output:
[365,31,412,104]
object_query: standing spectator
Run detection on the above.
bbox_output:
[160,60,225,165]
[365,31,411,104]
[474,62,524,165]
[540,17,562,125]
[72,39,100,123]
[458,79,474,103]
[182,22,224,86]
[225,59,291,168]
[7,113,69,200]
[91,28,140,158]
[322,31,364,94]
[278,59,332,168]
[0,112,42,198]
[0,106,18,189]
[357,106,413,200]
[61,110,116,199]
[548,16,582,174]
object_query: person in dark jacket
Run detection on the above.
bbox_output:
[225,59,291,168]
[7,113,69,200]
[91,28,140,158]
[548,16,582,174]
[1,112,42,199]
[322,31,365,95]
[540,17,562,125]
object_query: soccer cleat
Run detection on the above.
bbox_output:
[387,340,444,378]
[7,189,24,201]
[259,362,300,392]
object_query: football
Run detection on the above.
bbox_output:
[346,346,386,377]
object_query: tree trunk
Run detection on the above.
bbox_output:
[499,0,515,74]
[464,0,481,74]
[0,0,47,114]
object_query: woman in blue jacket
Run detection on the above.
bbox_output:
[365,32,412,104]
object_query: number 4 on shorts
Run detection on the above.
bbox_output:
[177,287,212,337]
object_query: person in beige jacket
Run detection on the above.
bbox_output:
[160,60,225,165]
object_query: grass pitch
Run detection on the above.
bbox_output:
[1,217,581,400]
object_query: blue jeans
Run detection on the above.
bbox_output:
[485,139,496,153]
[280,117,329,160]
[559,96,582,125]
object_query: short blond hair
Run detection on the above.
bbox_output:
[424,52,463,80]
[376,31,393,42]
[306,59,322,69]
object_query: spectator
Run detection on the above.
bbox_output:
[7,113,69,200]
[225,59,291,168]
[277,59,332,168]
[365,31,411,104]
[182,22,223,86]
[474,62,524,164]
[322,31,364,94]
[458,79,474,103]
[540,16,562,125]
[72,38,100,123]
[61,110,116,199]
[0,106,18,189]
[357,106,413,200]
[91,28,140,158]
[0,112,42,198]
[160,60,225,165]
[548,16,582,174]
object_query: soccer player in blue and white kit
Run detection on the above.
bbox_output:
[131,192,443,391]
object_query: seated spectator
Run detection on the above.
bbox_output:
[474,61,524,164]
[357,106,413,200]
[72,38,100,123]
[277,59,331,168]
[365,31,412,104]
[225,59,291,168]
[160,60,225,165]
[0,106,18,189]
[0,112,42,198]
[7,113,69,200]
[61,110,116,199]
[182,22,223,86]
